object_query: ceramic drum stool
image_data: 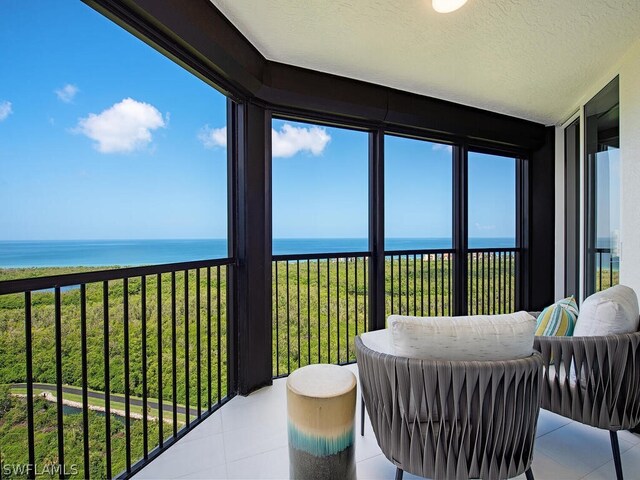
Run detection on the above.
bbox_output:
[286,364,357,480]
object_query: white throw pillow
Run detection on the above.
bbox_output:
[387,311,536,361]
[573,285,639,337]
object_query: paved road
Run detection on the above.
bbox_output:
[12,383,199,417]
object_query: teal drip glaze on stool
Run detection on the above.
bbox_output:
[287,421,354,457]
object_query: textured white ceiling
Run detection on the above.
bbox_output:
[211,0,640,125]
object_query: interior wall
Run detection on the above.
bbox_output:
[619,41,640,294]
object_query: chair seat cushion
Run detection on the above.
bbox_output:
[359,328,394,355]
[574,284,639,336]
[387,311,536,361]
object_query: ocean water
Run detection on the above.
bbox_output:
[0,238,516,268]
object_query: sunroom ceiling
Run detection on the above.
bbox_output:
[211,0,640,125]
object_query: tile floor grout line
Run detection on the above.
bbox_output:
[534,420,575,440]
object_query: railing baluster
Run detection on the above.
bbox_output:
[307,259,311,365]
[363,257,368,332]
[508,253,512,312]
[498,253,502,314]
[493,252,497,314]
[337,257,340,364]
[171,271,177,437]
[141,276,148,458]
[327,259,331,364]
[498,252,504,313]
[216,266,221,403]
[54,287,65,479]
[405,254,410,315]
[80,285,90,476]
[484,253,488,314]
[275,261,279,377]
[413,255,417,316]
[441,254,445,315]
[428,254,432,315]
[196,269,201,417]
[420,255,424,316]
[103,281,112,479]
[297,260,301,368]
[346,257,350,361]
[469,253,473,315]
[123,278,131,473]
[317,260,321,363]
[157,274,163,447]
[475,253,479,315]
[398,255,402,314]
[184,270,190,427]
[24,291,36,480]
[599,251,603,291]
[390,254,394,315]
[500,252,507,313]
[207,267,212,408]
[435,254,439,316]
[355,257,359,337]
[286,261,291,374]
[610,254,614,288]
[490,252,493,312]
[484,252,489,314]
[448,253,452,315]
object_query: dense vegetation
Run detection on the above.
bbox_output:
[0,267,228,479]
[0,385,159,479]
[0,267,229,406]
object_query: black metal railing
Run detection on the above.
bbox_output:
[272,252,370,377]
[595,247,619,292]
[467,248,518,315]
[271,247,522,378]
[0,258,233,479]
[385,249,454,318]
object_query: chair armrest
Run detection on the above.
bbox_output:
[533,333,640,429]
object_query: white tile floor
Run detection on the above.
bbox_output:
[134,364,640,480]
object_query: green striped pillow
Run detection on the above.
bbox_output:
[535,296,578,337]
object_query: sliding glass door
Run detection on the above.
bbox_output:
[585,77,620,295]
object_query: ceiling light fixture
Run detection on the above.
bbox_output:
[432,0,468,13]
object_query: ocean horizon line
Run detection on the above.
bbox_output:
[0,236,512,242]
[0,237,519,268]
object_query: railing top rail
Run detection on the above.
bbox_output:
[595,247,614,253]
[272,251,370,261]
[467,247,520,253]
[0,257,235,295]
[384,248,455,256]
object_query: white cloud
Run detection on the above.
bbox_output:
[55,84,79,103]
[197,123,331,158]
[432,143,452,152]
[75,98,166,153]
[272,123,330,158]
[0,101,12,121]
[198,125,227,148]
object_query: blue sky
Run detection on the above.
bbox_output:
[0,1,228,240]
[0,1,516,242]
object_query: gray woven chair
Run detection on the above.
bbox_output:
[355,336,543,480]
[533,330,640,480]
